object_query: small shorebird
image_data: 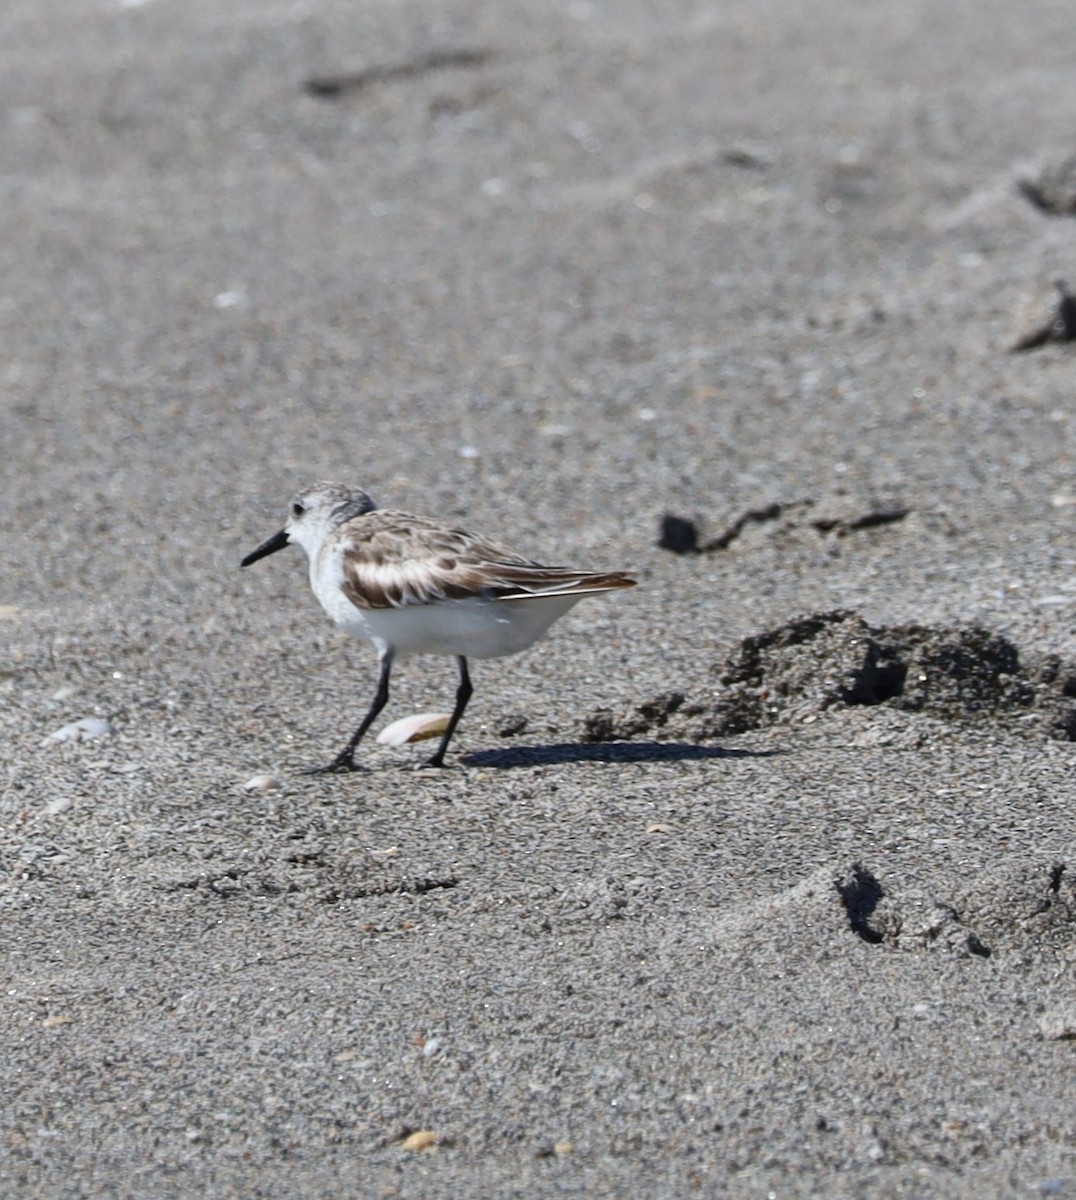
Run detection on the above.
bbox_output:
[241,482,636,771]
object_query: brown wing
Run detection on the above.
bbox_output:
[335,510,636,610]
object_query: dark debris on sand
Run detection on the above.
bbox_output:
[1018,155,1076,216]
[834,859,1074,960]
[658,497,910,554]
[1010,280,1076,352]
[583,609,1076,743]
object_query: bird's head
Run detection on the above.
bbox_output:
[241,481,378,566]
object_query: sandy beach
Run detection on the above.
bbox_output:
[2,0,1075,1194]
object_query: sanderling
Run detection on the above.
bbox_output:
[242,481,636,771]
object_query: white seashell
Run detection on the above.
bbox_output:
[212,289,247,310]
[45,717,114,744]
[376,712,452,747]
[242,774,284,793]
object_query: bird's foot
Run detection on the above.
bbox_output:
[421,754,449,769]
[302,753,360,776]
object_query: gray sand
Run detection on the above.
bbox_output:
[3,0,1075,1195]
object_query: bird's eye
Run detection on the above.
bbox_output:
[291,501,305,518]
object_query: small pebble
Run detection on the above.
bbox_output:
[212,290,247,310]
[1033,1179,1076,1197]
[1038,1002,1076,1040]
[45,717,113,745]
[45,797,73,816]
[400,1129,437,1151]
[496,713,528,737]
[243,774,284,793]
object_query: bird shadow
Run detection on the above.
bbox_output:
[461,740,779,768]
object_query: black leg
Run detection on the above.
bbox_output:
[306,650,393,774]
[425,656,473,768]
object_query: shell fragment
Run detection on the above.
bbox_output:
[376,713,452,746]
[45,717,114,744]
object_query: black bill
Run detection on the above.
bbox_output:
[241,528,290,567]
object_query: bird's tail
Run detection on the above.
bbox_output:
[496,571,637,601]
